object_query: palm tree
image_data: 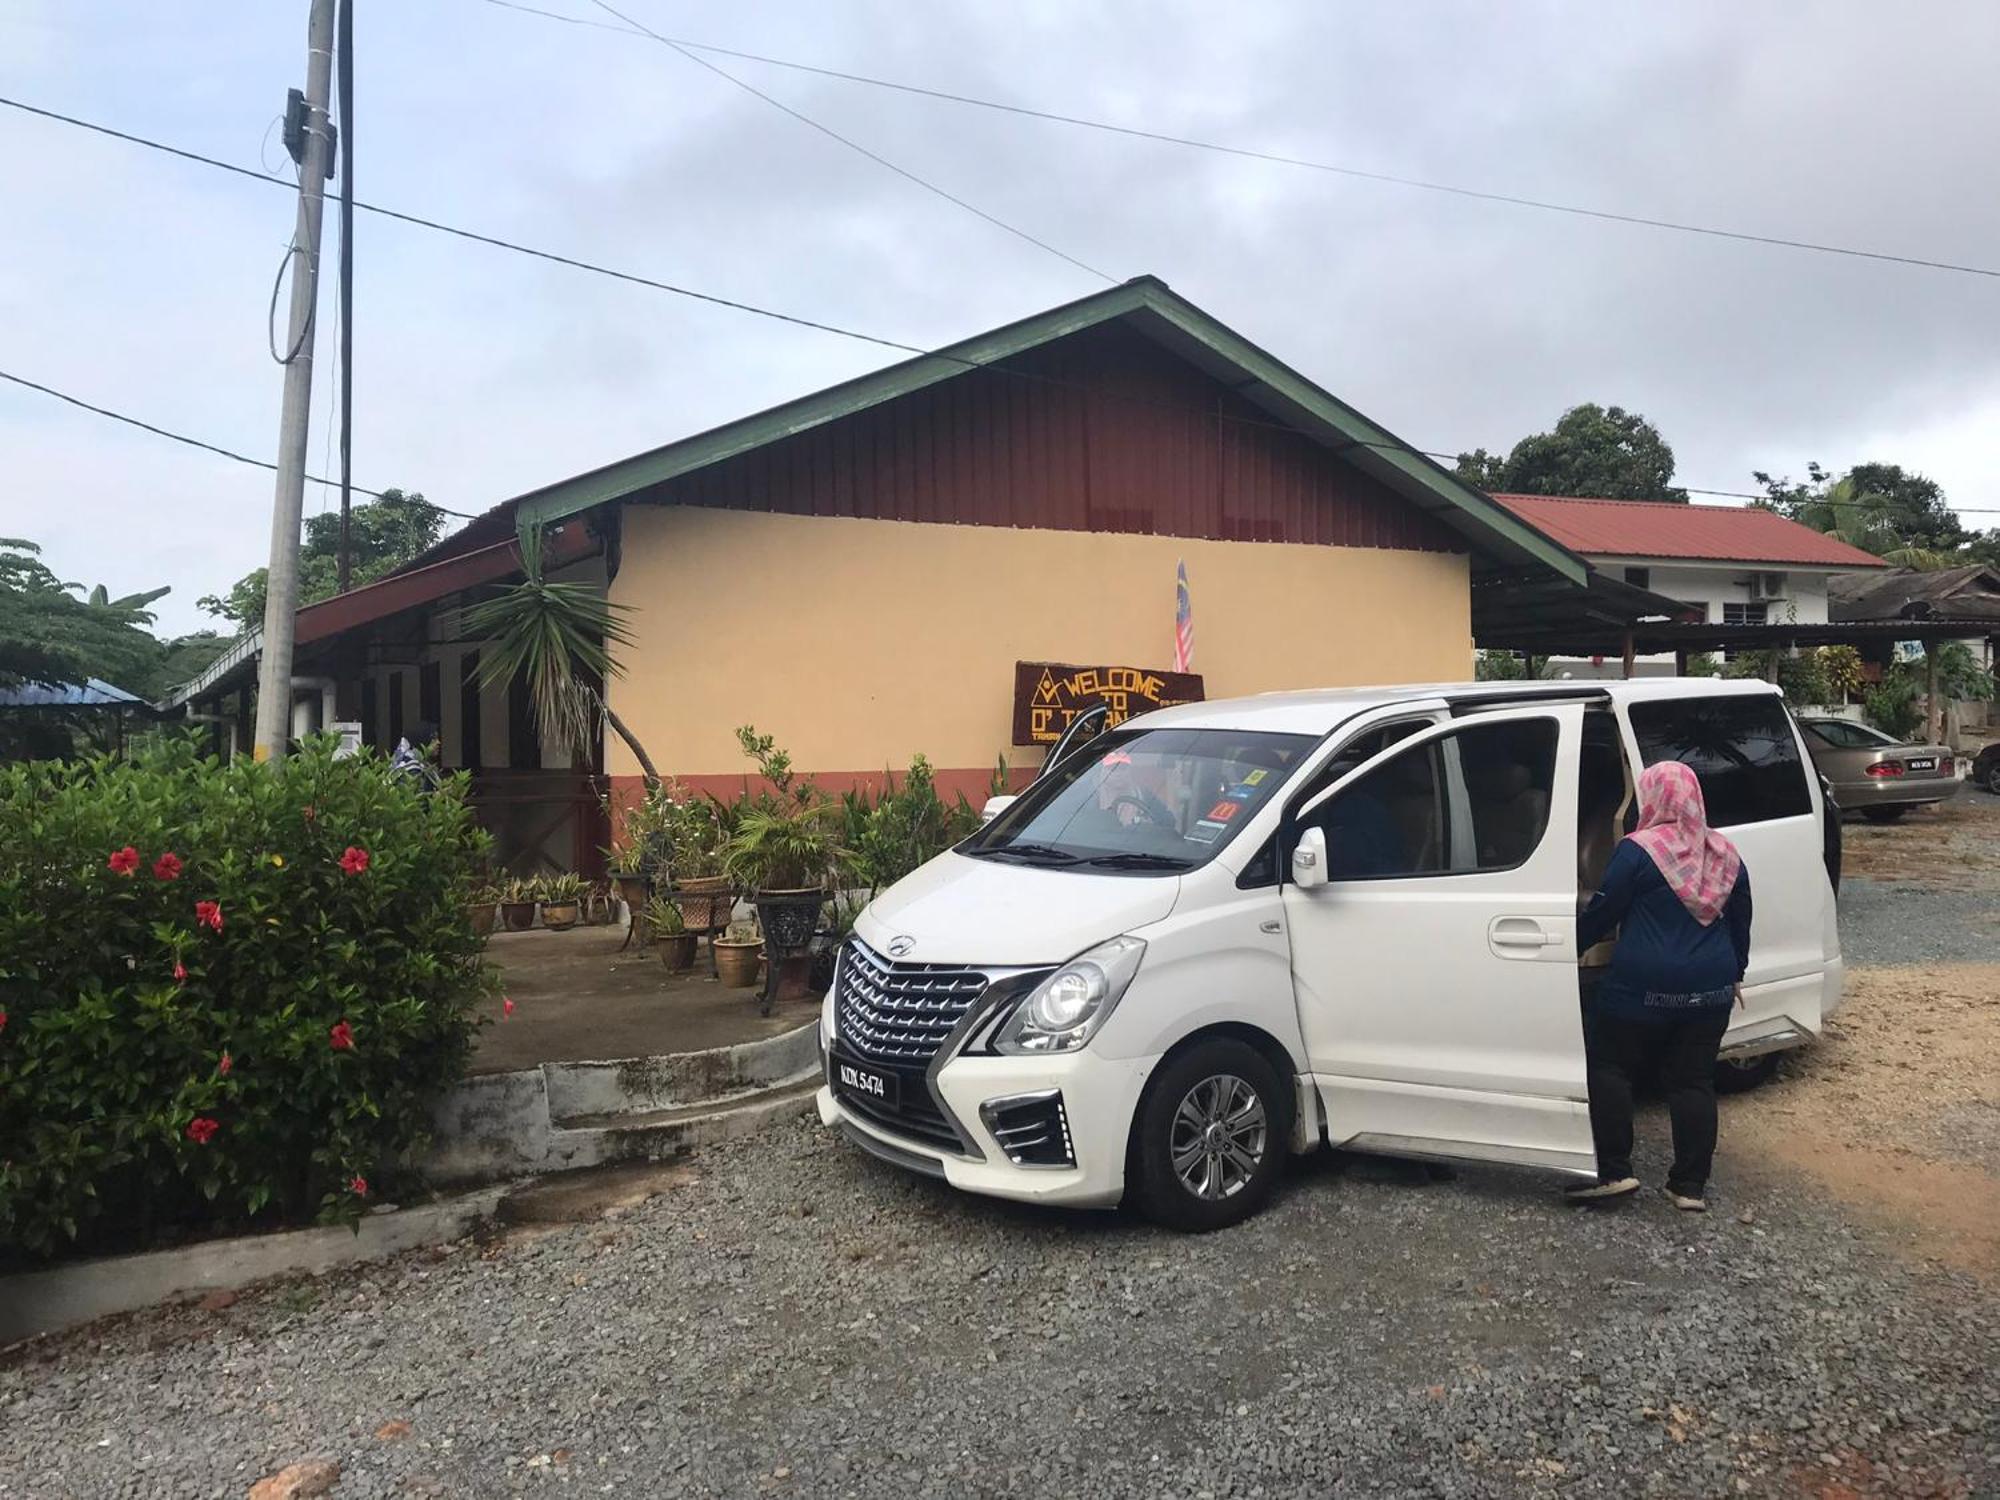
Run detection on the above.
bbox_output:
[1794,478,1950,570]
[459,528,660,784]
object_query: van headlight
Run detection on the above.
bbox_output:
[991,936,1146,1055]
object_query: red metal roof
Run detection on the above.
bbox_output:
[1490,494,1886,569]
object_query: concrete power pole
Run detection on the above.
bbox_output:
[252,0,338,760]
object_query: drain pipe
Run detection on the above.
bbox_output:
[290,676,339,739]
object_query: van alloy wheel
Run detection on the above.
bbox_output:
[1169,1074,1268,1201]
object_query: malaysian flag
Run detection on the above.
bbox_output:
[1173,560,1193,672]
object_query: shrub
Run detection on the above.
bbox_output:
[0,735,493,1262]
[1864,675,1923,740]
[844,755,980,892]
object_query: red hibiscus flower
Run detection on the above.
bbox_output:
[194,900,224,932]
[152,851,184,881]
[329,1019,355,1051]
[186,1116,219,1145]
[218,1050,232,1077]
[107,845,140,876]
[0,1007,8,1035]
[173,959,187,984]
[502,997,515,1018]
[339,846,370,876]
[349,1175,369,1197]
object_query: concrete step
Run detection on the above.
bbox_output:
[539,1072,820,1174]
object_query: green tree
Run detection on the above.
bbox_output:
[0,539,165,692]
[1753,463,1962,569]
[459,527,660,784]
[1455,404,1686,501]
[197,489,442,629]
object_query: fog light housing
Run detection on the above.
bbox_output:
[978,1090,1076,1168]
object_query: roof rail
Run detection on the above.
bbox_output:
[1447,686,1613,716]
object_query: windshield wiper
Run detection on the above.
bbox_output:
[968,842,1083,865]
[1084,852,1193,870]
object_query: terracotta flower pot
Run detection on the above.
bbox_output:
[540,901,580,932]
[767,949,815,1002]
[465,902,496,938]
[658,931,697,974]
[713,939,761,989]
[499,900,537,932]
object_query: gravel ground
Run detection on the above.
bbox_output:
[6,793,1997,1500]
[1837,789,2000,967]
[4,1117,1996,1500]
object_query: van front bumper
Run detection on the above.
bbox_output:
[817,1047,1160,1210]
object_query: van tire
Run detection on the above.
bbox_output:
[1714,1052,1780,1093]
[1129,1038,1288,1233]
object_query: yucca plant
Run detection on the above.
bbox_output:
[460,527,660,783]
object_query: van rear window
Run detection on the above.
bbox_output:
[1626,695,1812,827]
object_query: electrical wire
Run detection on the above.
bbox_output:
[579,0,1115,285]
[478,0,2000,282]
[3,99,1996,520]
[0,368,486,519]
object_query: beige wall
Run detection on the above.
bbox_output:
[605,506,1472,779]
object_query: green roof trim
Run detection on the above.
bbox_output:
[510,275,1585,586]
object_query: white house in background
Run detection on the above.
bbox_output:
[1489,493,1887,675]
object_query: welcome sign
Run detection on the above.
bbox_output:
[1011,661,1206,746]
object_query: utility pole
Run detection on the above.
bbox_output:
[334,0,355,593]
[252,0,337,759]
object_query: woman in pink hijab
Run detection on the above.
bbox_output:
[1569,761,1752,1212]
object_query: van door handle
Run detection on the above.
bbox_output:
[1489,917,1561,950]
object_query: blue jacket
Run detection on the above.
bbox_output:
[1577,841,1752,1014]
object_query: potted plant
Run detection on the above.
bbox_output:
[713,920,762,989]
[663,796,733,931]
[724,802,849,1007]
[647,895,697,974]
[582,879,616,925]
[498,876,538,932]
[465,881,501,939]
[604,840,652,925]
[539,872,585,931]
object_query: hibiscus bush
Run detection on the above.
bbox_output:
[0,735,494,1262]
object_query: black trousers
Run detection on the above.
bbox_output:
[1584,1004,1732,1194]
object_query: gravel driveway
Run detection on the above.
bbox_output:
[5,801,1998,1499]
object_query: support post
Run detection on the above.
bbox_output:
[251,0,337,761]
[1621,629,1636,680]
[1674,648,1689,678]
[1925,638,1942,745]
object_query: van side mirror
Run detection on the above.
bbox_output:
[980,794,1018,825]
[1292,827,1328,889]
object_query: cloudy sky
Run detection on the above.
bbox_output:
[2,0,1996,636]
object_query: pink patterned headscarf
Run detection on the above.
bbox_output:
[1627,761,1743,926]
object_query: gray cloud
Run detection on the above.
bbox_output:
[2,0,1995,637]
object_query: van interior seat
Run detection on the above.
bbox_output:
[1467,760,1549,867]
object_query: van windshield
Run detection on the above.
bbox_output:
[963,728,1316,873]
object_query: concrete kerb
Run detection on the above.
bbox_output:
[2,1025,825,1347]
[423,1019,821,1186]
[0,1185,508,1347]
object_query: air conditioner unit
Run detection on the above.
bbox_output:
[1746,572,1787,601]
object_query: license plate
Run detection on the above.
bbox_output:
[1905,757,1937,772]
[834,1056,899,1108]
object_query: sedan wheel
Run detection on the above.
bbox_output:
[1131,1038,1288,1231]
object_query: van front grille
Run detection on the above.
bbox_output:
[834,938,990,1065]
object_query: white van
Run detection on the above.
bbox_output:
[816,680,1843,1230]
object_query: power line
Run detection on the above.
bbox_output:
[0,368,486,518]
[4,100,1996,521]
[473,0,2000,283]
[579,0,1115,285]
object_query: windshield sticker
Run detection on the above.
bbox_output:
[1241,768,1268,785]
[1188,819,1226,843]
[1204,800,1240,822]
[1099,750,1133,767]
[1224,786,1256,801]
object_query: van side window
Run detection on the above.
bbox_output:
[1292,717,1431,809]
[1626,695,1812,827]
[1303,718,1559,880]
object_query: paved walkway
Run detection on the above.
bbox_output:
[470,927,821,1073]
